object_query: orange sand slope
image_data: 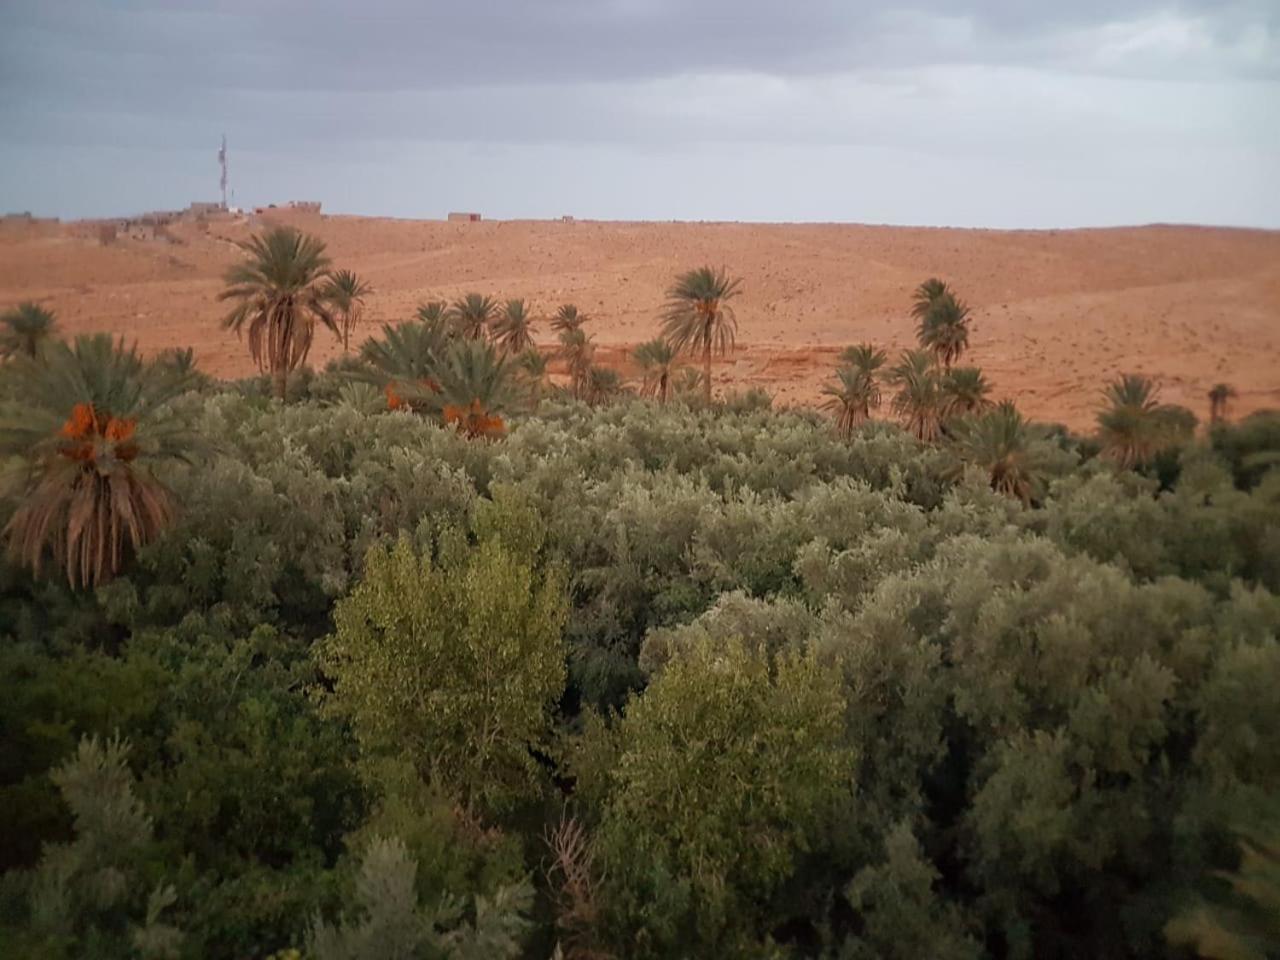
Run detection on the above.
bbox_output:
[3,213,1278,431]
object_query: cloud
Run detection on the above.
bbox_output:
[0,1,1276,225]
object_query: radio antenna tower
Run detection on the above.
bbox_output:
[218,134,228,209]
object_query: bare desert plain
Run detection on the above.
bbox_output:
[3,211,1279,431]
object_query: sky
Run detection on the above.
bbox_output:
[1,0,1277,228]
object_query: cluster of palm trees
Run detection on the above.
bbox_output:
[0,230,1244,588]
[823,279,987,444]
[820,277,1203,503]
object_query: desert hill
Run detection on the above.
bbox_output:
[3,213,1278,430]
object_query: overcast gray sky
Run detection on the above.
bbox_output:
[2,0,1277,227]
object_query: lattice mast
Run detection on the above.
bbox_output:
[218,134,228,209]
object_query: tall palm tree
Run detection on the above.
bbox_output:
[1097,373,1194,469]
[821,366,880,440]
[558,326,595,401]
[661,266,743,404]
[428,340,519,439]
[947,401,1053,506]
[1209,383,1237,425]
[492,298,536,355]
[889,349,944,442]
[323,269,374,353]
[0,335,199,587]
[917,292,971,369]
[551,304,587,334]
[633,338,679,403]
[911,278,950,322]
[446,293,499,340]
[219,226,338,400]
[357,320,450,411]
[0,302,60,360]
[940,366,993,421]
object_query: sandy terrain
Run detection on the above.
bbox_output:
[2,212,1278,431]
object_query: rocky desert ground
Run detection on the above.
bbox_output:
[3,211,1278,430]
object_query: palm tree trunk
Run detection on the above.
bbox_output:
[703,336,712,404]
[273,366,288,401]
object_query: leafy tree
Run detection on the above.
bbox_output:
[940,366,993,421]
[551,303,586,334]
[660,266,743,403]
[0,334,197,588]
[910,277,950,322]
[308,836,532,960]
[446,293,499,341]
[1098,373,1195,469]
[633,338,678,403]
[323,270,374,353]
[947,400,1055,505]
[219,226,338,400]
[888,349,943,442]
[22,736,182,960]
[594,635,852,956]
[491,299,536,355]
[318,524,567,815]
[0,301,59,359]
[916,292,971,369]
[558,326,595,402]
[1209,383,1238,426]
[822,366,880,439]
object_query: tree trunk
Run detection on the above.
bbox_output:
[703,336,712,404]
[273,366,288,401]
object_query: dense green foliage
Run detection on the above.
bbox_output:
[1,340,1279,957]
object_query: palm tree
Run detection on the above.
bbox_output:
[428,340,519,439]
[821,366,880,439]
[558,326,595,401]
[582,365,625,407]
[660,266,743,404]
[672,368,706,402]
[514,348,549,400]
[911,278,950,322]
[323,269,374,353]
[839,343,888,378]
[156,346,198,375]
[492,299,536,355]
[446,293,499,340]
[551,304,587,334]
[0,335,198,588]
[0,302,60,360]
[218,226,338,400]
[948,401,1053,506]
[633,338,679,403]
[940,366,993,421]
[417,300,448,327]
[1097,373,1194,469]
[889,349,944,442]
[1209,383,1237,425]
[357,320,450,411]
[916,292,971,369]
